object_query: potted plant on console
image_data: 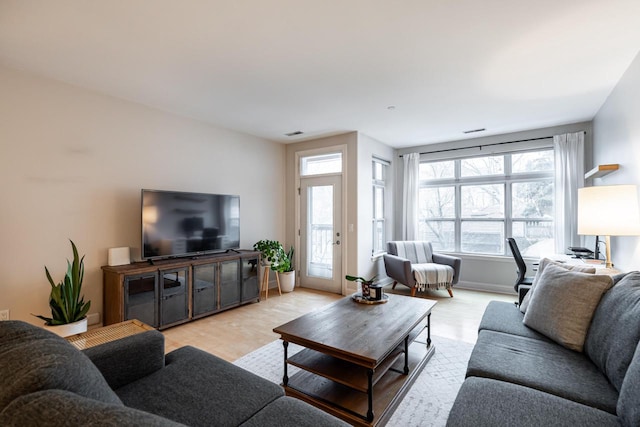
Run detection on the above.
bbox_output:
[34,239,91,337]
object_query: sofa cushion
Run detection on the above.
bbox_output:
[585,271,640,392]
[478,301,551,342]
[618,342,640,427]
[117,345,284,426]
[446,377,619,427]
[240,396,348,427]
[0,321,122,412]
[523,264,613,352]
[0,389,184,427]
[520,258,596,313]
[466,330,618,413]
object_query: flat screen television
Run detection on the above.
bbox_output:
[141,189,240,260]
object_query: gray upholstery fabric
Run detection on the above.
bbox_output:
[520,258,596,313]
[523,264,613,352]
[117,345,285,426]
[0,321,122,411]
[584,271,640,392]
[478,301,551,342]
[467,330,619,413]
[0,389,185,427]
[446,377,619,427]
[384,241,462,290]
[618,342,640,427]
[83,330,165,389]
[240,396,349,427]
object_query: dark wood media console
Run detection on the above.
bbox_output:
[102,250,260,329]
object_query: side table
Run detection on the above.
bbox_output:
[65,319,154,350]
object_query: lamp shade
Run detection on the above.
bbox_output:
[578,185,640,236]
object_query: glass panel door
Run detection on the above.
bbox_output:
[300,175,342,293]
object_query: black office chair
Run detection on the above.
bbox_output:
[506,238,534,293]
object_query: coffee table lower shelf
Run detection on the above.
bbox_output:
[284,341,435,427]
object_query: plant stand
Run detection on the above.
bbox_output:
[261,265,282,299]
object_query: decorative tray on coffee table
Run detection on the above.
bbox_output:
[351,292,389,304]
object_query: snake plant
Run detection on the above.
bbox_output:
[34,240,91,325]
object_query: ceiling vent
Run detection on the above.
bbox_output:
[463,128,486,134]
[285,131,304,137]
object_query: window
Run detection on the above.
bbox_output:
[418,149,554,256]
[372,158,388,255]
[301,153,342,176]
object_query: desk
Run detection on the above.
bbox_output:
[540,254,620,275]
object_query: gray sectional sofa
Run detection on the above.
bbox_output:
[447,269,640,427]
[0,320,347,427]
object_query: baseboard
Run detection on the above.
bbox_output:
[455,280,515,295]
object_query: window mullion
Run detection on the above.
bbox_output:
[455,160,461,252]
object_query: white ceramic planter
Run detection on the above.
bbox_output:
[43,317,88,337]
[279,271,295,292]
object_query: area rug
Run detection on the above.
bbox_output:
[233,333,473,426]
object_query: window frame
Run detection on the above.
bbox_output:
[372,158,389,256]
[418,148,554,256]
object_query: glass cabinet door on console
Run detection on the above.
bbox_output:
[241,257,260,303]
[219,260,240,309]
[124,273,158,328]
[160,267,189,327]
[193,263,218,318]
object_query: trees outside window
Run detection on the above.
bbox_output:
[418,149,554,256]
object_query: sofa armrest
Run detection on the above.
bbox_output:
[432,253,462,284]
[83,330,165,390]
[383,253,415,287]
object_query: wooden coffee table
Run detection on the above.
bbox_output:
[273,293,436,426]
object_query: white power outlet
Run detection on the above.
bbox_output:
[0,309,9,321]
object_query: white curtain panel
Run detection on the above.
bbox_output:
[403,152,420,240]
[553,132,585,253]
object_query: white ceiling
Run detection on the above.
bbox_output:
[1,1,639,148]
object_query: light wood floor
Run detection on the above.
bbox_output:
[162,287,516,362]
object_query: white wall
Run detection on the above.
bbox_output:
[0,65,285,324]
[356,133,395,287]
[592,51,640,272]
[394,122,593,293]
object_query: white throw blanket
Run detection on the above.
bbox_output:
[413,263,454,291]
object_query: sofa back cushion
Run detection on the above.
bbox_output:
[618,341,640,427]
[522,264,613,352]
[585,271,640,391]
[0,389,184,427]
[0,321,122,412]
[520,258,596,313]
[388,241,433,264]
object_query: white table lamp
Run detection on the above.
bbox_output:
[577,185,640,268]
